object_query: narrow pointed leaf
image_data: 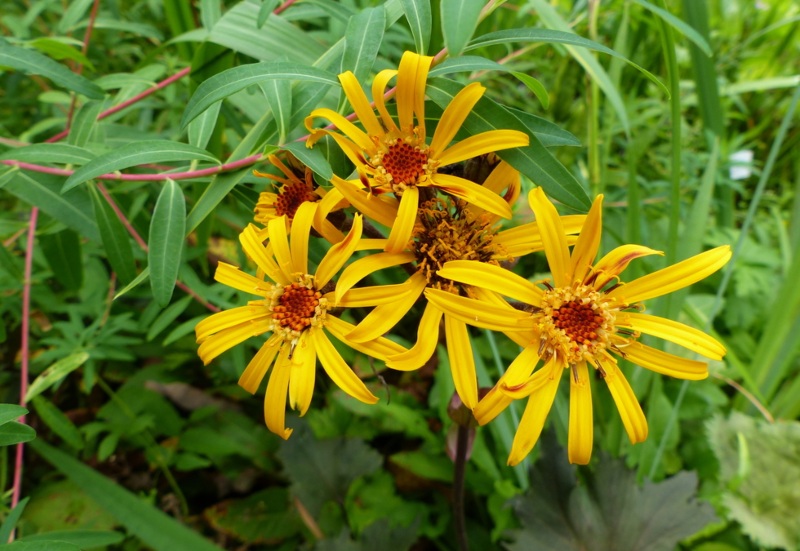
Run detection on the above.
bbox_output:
[0,42,103,99]
[149,179,186,307]
[89,185,137,284]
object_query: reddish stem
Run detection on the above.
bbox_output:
[273,0,298,15]
[63,0,101,134]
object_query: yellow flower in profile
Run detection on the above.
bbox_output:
[195,203,406,439]
[425,188,731,465]
[305,51,529,253]
[253,153,345,243]
[332,162,585,410]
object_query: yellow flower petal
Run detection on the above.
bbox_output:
[437,130,529,167]
[429,82,485,157]
[336,284,414,307]
[499,361,556,400]
[316,214,363,288]
[214,262,271,297]
[267,216,294,281]
[290,202,316,276]
[568,195,603,284]
[396,52,431,135]
[622,340,709,380]
[311,328,378,404]
[590,244,663,289]
[496,215,585,257]
[240,224,289,285]
[315,188,346,244]
[356,238,389,251]
[507,359,561,466]
[264,344,293,439]
[432,173,512,219]
[386,303,444,371]
[601,358,647,444]
[474,161,520,217]
[424,288,534,332]
[473,346,541,425]
[288,332,317,416]
[347,274,426,342]
[608,245,731,304]
[325,315,408,360]
[618,312,726,360]
[468,287,538,348]
[195,305,269,342]
[339,71,383,137]
[331,176,399,228]
[197,318,272,365]
[528,187,571,288]
[336,251,415,304]
[444,315,478,409]
[437,260,543,306]
[385,186,419,254]
[305,107,375,153]
[372,69,399,133]
[238,334,282,393]
[568,362,593,465]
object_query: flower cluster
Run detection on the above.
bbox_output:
[195,51,730,465]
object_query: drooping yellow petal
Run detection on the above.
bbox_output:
[347,274,426,342]
[197,318,273,365]
[316,214,363,288]
[385,186,419,254]
[336,251,415,304]
[336,283,414,307]
[290,202,316,276]
[473,346,541,425]
[472,161,520,219]
[568,195,603,284]
[437,130,529,167]
[500,361,557,400]
[621,341,709,380]
[305,107,375,153]
[325,316,408,360]
[437,260,543,306]
[314,187,346,244]
[429,82,485,157]
[339,71,383,137]
[618,312,726,360]
[331,176,399,228]
[240,224,289,285]
[608,246,731,304]
[386,302,444,371]
[195,305,269,342]
[288,331,317,416]
[601,358,648,444]
[424,288,534,331]
[589,244,663,289]
[496,215,585,257]
[396,52,432,135]
[432,173,512,219]
[310,328,378,404]
[445,315,478,409]
[264,344,293,439]
[308,130,368,169]
[214,262,271,297]
[267,216,294,282]
[568,362,593,465]
[372,69,399,133]
[507,359,562,466]
[238,334,282,393]
[356,238,389,251]
[529,189,572,288]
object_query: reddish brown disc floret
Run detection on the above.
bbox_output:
[381,141,428,185]
[272,283,321,332]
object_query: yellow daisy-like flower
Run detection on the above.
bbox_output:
[305,51,529,253]
[195,203,406,439]
[425,188,731,465]
[332,162,585,410]
[253,153,345,243]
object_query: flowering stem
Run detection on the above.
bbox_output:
[453,424,470,551]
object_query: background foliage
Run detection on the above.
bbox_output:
[1,0,798,549]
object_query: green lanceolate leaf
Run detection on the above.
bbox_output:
[30,439,224,551]
[0,497,29,544]
[180,62,338,128]
[63,141,220,192]
[631,0,712,56]
[39,229,83,291]
[0,143,95,165]
[342,7,385,81]
[31,396,84,450]
[0,404,28,426]
[0,421,36,447]
[512,71,550,109]
[149,179,186,307]
[67,100,104,148]
[25,351,91,402]
[18,530,125,548]
[187,101,221,150]
[89,185,137,284]
[427,78,591,211]
[0,42,103,99]
[440,0,484,56]
[400,0,431,55]
[281,142,333,181]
